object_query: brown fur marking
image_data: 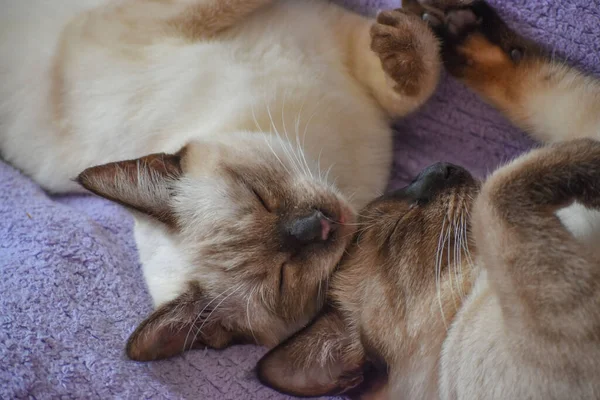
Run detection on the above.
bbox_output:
[407,0,548,119]
[257,307,367,397]
[77,152,183,227]
[370,9,430,97]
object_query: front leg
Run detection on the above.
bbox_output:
[473,138,600,341]
[340,6,441,117]
[408,0,600,143]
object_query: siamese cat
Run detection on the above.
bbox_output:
[258,1,600,399]
[0,0,442,360]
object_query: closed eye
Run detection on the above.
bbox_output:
[252,188,271,212]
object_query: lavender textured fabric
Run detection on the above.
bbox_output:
[1,0,599,399]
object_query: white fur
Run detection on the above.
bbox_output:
[523,64,600,143]
[0,0,439,313]
[0,0,392,198]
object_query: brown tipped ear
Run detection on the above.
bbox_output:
[257,307,366,397]
[76,150,185,226]
[126,284,237,361]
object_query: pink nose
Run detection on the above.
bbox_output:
[288,211,334,244]
[320,218,332,241]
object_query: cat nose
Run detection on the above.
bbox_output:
[391,162,469,203]
[287,210,333,245]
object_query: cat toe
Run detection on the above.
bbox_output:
[445,8,480,37]
[370,10,434,96]
[421,12,443,28]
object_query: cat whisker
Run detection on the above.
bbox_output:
[320,213,367,227]
[265,91,301,177]
[191,284,244,347]
[354,221,381,235]
[281,89,307,177]
[461,209,475,269]
[456,212,465,299]
[446,215,459,312]
[346,191,357,202]
[317,147,324,183]
[300,97,330,183]
[324,163,335,186]
[435,216,449,330]
[246,286,259,344]
[452,214,464,301]
[182,284,237,352]
[253,104,291,175]
[293,96,314,180]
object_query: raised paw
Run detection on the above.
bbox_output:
[370,8,439,97]
[484,138,600,218]
[404,0,542,78]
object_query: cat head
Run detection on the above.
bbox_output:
[257,162,479,397]
[77,132,355,361]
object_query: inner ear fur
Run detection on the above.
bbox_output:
[257,307,366,397]
[126,283,237,361]
[76,148,187,226]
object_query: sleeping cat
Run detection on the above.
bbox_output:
[257,1,600,398]
[0,0,442,360]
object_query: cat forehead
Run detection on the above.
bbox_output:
[174,141,332,214]
[181,135,312,179]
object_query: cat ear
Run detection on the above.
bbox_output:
[76,150,186,226]
[126,284,237,361]
[256,307,366,397]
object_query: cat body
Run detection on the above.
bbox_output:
[1,0,394,200]
[0,0,442,359]
[258,1,600,399]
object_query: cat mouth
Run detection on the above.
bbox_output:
[285,204,355,257]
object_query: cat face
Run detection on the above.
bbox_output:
[77,132,355,361]
[257,162,479,397]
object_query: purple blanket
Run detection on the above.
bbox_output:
[1,0,599,398]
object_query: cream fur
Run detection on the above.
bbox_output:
[0,0,441,348]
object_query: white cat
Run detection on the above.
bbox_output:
[0,0,441,360]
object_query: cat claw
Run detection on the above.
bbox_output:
[445,8,480,36]
[422,12,442,27]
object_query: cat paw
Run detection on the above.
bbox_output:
[370,8,439,97]
[403,0,541,78]
[483,138,600,215]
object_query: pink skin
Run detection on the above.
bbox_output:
[321,219,332,241]
[321,204,354,241]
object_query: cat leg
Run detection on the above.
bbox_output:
[472,138,600,344]
[337,4,442,117]
[413,0,600,142]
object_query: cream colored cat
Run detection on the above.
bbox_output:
[0,0,441,360]
[257,1,600,399]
